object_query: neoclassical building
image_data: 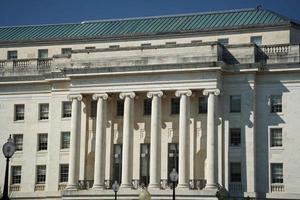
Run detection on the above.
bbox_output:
[0,7,300,200]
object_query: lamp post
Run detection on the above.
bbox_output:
[169,168,178,200]
[2,135,16,200]
[112,181,120,200]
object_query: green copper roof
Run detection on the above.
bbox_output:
[0,8,296,42]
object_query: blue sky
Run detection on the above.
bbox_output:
[0,0,300,26]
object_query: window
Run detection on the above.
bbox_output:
[251,36,262,45]
[38,49,48,59]
[218,38,229,45]
[61,132,70,149]
[144,99,151,115]
[7,51,17,60]
[270,95,282,113]
[109,45,120,49]
[230,95,241,113]
[85,46,95,50]
[230,162,241,182]
[13,134,23,151]
[113,144,122,184]
[171,98,180,115]
[166,42,176,46]
[90,100,97,118]
[191,40,202,44]
[141,43,151,47]
[61,48,72,55]
[59,164,69,182]
[39,103,49,120]
[14,104,25,121]
[230,128,241,147]
[271,163,283,183]
[140,144,150,186]
[11,166,22,184]
[36,165,46,184]
[116,100,124,116]
[270,128,282,147]
[62,101,72,118]
[198,96,208,114]
[38,133,48,151]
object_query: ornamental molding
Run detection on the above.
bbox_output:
[92,93,109,100]
[175,89,192,97]
[119,92,136,99]
[202,89,220,96]
[68,94,83,101]
[147,91,163,98]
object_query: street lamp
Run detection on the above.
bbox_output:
[169,168,178,200]
[2,135,16,200]
[112,181,120,200]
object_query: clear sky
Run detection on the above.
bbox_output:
[0,0,300,27]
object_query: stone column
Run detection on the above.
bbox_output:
[119,92,135,188]
[147,91,163,189]
[67,94,82,190]
[203,89,220,190]
[175,90,192,188]
[92,93,109,189]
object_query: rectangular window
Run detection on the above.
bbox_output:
[39,103,49,120]
[116,100,124,116]
[90,100,97,118]
[11,166,22,184]
[270,95,282,113]
[109,45,120,49]
[113,144,122,184]
[218,38,229,45]
[38,133,48,151]
[230,128,241,147]
[140,144,150,186]
[230,162,241,182]
[165,42,176,46]
[171,98,180,115]
[270,128,282,147]
[59,164,69,183]
[13,134,23,151]
[38,49,48,59]
[62,101,72,118]
[230,95,241,113]
[250,36,262,45]
[141,43,151,47]
[198,96,208,114]
[144,99,151,115]
[271,163,283,183]
[36,165,46,184]
[61,48,72,55]
[7,51,18,60]
[61,132,70,149]
[85,46,95,50]
[14,104,25,121]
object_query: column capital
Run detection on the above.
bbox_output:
[92,93,108,101]
[147,91,163,98]
[203,89,220,96]
[119,92,135,99]
[175,89,192,97]
[68,94,83,101]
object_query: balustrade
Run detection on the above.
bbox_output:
[262,44,290,54]
[271,184,284,192]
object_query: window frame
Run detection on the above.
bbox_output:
[229,128,241,147]
[36,165,47,184]
[218,38,229,45]
[198,96,208,114]
[61,48,72,55]
[116,100,124,116]
[11,166,22,185]
[230,162,241,183]
[230,95,241,113]
[59,164,69,183]
[90,100,97,118]
[39,103,49,120]
[271,163,283,184]
[14,104,25,121]
[270,95,282,113]
[171,98,180,115]
[270,128,283,148]
[250,36,262,45]
[143,99,152,116]
[61,132,70,149]
[7,50,18,60]
[38,133,48,151]
[13,134,23,151]
[62,101,72,118]
[38,49,48,59]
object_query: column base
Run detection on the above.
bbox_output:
[92,184,105,190]
[148,183,161,189]
[204,183,218,190]
[66,184,77,191]
[120,183,132,188]
[177,183,190,189]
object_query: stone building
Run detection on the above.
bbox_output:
[0,7,300,199]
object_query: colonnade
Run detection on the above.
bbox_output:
[66,89,220,190]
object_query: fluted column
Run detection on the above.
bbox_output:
[175,89,192,188]
[203,89,220,190]
[119,92,135,188]
[92,93,108,189]
[67,94,82,190]
[147,91,163,189]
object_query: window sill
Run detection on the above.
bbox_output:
[38,119,49,122]
[13,120,24,123]
[37,150,48,154]
[61,117,71,121]
[269,112,284,116]
[14,151,23,155]
[229,145,241,149]
[270,147,284,151]
[60,149,70,153]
